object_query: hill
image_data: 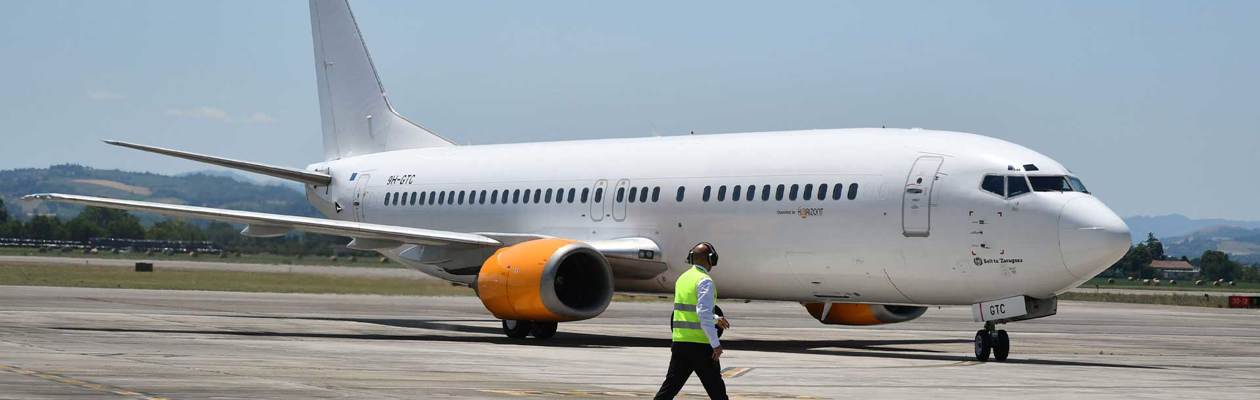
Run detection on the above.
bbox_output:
[1123,214,1260,243]
[1161,226,1260,264]
[0,164,318,224]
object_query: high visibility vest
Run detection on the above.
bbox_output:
[671,265,714,344]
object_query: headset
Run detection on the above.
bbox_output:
[686,242,719,266]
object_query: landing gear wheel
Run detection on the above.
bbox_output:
[993,330,1010,361]
[502,320,533,339]
[530,321,558,339]
[974,329,992,362]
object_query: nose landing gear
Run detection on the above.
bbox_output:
[974,321,1010,362]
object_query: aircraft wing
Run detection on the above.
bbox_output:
[22,193,500,248]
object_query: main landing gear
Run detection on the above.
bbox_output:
[501,320,558,339]
[973,321,1010,362]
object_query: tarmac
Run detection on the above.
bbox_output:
[1,285,1258,399]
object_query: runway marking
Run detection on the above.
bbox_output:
[722,366,754,378]
[0,363,170,400]
[477,388,819,399]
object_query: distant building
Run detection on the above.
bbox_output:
[1149,259,1198,280]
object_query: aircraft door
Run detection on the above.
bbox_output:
[589,179,608,221]
[612,179,630,221]
[902,156,943,237]
[351,173,371,222]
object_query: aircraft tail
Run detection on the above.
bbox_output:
[310,0,453,161]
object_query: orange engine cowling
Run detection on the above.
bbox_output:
[476,238,614,322]
[803,302,927,325]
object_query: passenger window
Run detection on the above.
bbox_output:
[802,184,813,200]
[703,186,712,202]
[546,188,554,204]
[568,188,576,203]
[448,191,455,205]
[789,184,799,201]
[676,186,686,202]
[438,191,445,205]
[717,185,727,202]
[775,184,785,201]
[410,192,418,206]
[847,183,859,200]
[581,188,590,203]
[817,184,828,200]
[832,183,843,200]
[639,186,649,203]
[628,187,638,203]
[762,185,771,201]
[490,190,497,204]
[533,189,541,203]
[746,185,755,201]
[616,187,625,203]
[429,191,436,205]
[384,192,390,206]
[419,191,427,205]
[1007,177,1030,197]
[652,187,660,202]
[394,192,401,206]
[981,175,1004,196]
[458,191,465,205]
[731,185,741,202]
[594,187,604,203]
[480,190,487,204]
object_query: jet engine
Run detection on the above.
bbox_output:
[476,238,614,322]
[802,302,927,325]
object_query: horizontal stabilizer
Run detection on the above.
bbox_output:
[104,140,332,186]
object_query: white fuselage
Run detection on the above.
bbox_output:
[305,128,1130,306]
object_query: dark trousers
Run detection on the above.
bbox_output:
[654,342,728,400]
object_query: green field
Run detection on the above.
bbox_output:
[1078,277,1260,292]
[0,247,401,268]
[1060,291,1228,308]
[0,263,472,296]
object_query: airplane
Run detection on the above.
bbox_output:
[24,0,1130,362]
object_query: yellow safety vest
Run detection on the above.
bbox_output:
[671,265,714,344]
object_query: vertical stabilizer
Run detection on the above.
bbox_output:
[310,0,453,160]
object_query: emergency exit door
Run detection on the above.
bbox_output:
[351,173,371,222]
[902,156,943,237]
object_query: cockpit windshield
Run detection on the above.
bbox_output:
[1028,176,1072,192]
[982,174,1090,198]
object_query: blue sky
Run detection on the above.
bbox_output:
[1,1,1257,219]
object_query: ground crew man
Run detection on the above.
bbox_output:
[655,242,730,400]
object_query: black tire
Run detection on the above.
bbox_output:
[502,320,533,339]
[974,329,992,362]
[530,321,558,339]
[993,330,1010,361]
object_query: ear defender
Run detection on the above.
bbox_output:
[687,242,718,266]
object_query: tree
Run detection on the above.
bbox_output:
[74,207,144,239]
[146,219,206,241]
[26,216,65,240]
[1144,233,1165,261]
[64,218,103,242]
[0,197,9,224]
[1198,250,1241,282]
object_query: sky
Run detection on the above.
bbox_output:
[1,0,1257,220]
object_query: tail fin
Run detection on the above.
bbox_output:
[310,0,453,161]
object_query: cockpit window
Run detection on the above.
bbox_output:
[981,175,1004,196]
[1029,176,1072,192]
[1068,176,1089,194]
[1007,176,1031,197]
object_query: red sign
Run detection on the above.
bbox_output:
[1227,296,1256,308]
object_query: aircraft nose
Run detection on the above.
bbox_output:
[1059,197,1131,279]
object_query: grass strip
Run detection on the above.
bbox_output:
[0,264,471,296]
[1060,291,1228,308]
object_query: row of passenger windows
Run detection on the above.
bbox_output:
[699,183,858,202]
[384,187,600,207]
[382,182,860,207]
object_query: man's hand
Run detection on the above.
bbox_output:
[712,346,723,361]
[716,317,731,330]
